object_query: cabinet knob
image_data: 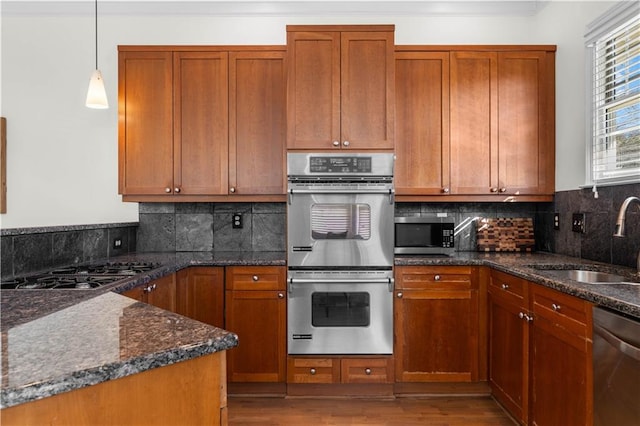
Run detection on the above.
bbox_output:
[332,141,340,147]
[174,187,181,193]
[490,187,499,193]
[552,303,561,311]
[229,187,236,193]
[310,368,317,375]
[364,368,372,375]
[499,187,507,193]
[519,312,533,322]
[434,275,441,281]
[165,187,171,193]
[343,140,350,147]
[278,293,285,299]
[252,275,259,281]
[442,187,450,194]
[396,292,403,298]
[501,283,509,290]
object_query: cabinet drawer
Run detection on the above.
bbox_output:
[341,357,394,384]
[531,284,592,338]
[287,357,340,384]
[396,266,473,290]
[489,270,528,306]
[226,266,285,291]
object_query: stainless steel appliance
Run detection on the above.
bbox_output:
[287,153,395,355]
[593,306,640,425]
[394,215,455,255]
[0,262,160,290]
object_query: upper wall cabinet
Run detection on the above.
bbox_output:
[395,46,555,202]
[118,47,286,201]
[286,25,395,151]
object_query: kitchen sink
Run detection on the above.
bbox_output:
[527,264,640,285]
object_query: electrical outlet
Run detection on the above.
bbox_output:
[572,213,585,233]
[113,238,123,249]
[232,213,243,229]
[554,213,560,230]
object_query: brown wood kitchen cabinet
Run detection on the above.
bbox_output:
[449,48,555,199]
[286,25,395,151]
[176,266,225,328]
[121,273,177,313]
[488,270,593,425]
[118,46,286,201]
[394,266,485,383]
[225,266,287,388]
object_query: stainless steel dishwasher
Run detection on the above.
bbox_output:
[593,306,640,426]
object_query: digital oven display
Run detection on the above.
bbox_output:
[309,156,372,173]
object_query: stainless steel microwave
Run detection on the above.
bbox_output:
[394,216,455,255]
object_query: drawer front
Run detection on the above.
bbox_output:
[489,270,527,306]
[226,266,285,291]
[396,266,473,290]
[341,357,394,384]
[531,284,592,338]
[287,357,340,384]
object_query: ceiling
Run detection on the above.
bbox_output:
[2,1,551,17]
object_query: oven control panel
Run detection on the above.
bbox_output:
[309,156,372,173]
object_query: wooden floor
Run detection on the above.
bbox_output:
[227,396,516,425]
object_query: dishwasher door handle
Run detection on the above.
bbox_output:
[593,323,640,361]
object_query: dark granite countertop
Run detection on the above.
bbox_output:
[2,250,638,410]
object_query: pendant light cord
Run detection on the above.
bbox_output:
[94,0,98,70]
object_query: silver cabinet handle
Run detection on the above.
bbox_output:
[396,292,403,298]
[252,275,259,281]
[490,187,499,193]
[229,187,236,193]
[165,187,171,193]
[278,293,284,299]
[552,303,561,311]
[501,283,509,290]
[434,275,441,281]
[174,187,181,193]
[343,140,350,147]
[310,368,317,375]
[364,368,372,375]
[519,312,533,322]
[499,187,507,193]
[332,141,340,147]
[442,187,450,193]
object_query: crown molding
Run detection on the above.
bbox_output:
[1,1,548,17]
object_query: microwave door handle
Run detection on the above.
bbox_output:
[288,278,392,284]
[288,188,392,195]
[389,189,395,205]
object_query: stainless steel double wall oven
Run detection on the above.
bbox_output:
[287,153,395,355]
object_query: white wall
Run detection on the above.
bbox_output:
[0,1,618,229]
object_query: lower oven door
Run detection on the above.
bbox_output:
[287,270,394,355]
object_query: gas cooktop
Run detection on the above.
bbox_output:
[1,261,160,290]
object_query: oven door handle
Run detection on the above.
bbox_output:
[288,188,395,204]
[288,277,395,293]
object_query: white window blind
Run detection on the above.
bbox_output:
[590,9,640,185]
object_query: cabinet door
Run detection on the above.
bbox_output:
[395,51,450,195]
[146,274,177,312]
[229,51,286,195]
[174,52,229,195]
[225,289,286,383]
[394,266,479,382]
[118,51,173,195]
[340,31,395,150]
[176,267,224,328]
[498,51,554,195]
[488,290,529,424]
[450,51,498,195]
[286,30,341,150]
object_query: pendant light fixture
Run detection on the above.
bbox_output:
[86,0,108,109]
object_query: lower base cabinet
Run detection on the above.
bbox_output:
[488,270,593,426]
[121,273,177,312]
[0,352,228,426]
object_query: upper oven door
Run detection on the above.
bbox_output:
[287,190,394,268]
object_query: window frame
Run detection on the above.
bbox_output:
[585,1,640,187]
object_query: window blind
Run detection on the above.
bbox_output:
[591,13,640,184]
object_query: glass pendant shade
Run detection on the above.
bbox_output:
[86,69,108,109]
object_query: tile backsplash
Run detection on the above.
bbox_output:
[3,183,637,279]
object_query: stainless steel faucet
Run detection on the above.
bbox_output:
[614,196,640,273]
